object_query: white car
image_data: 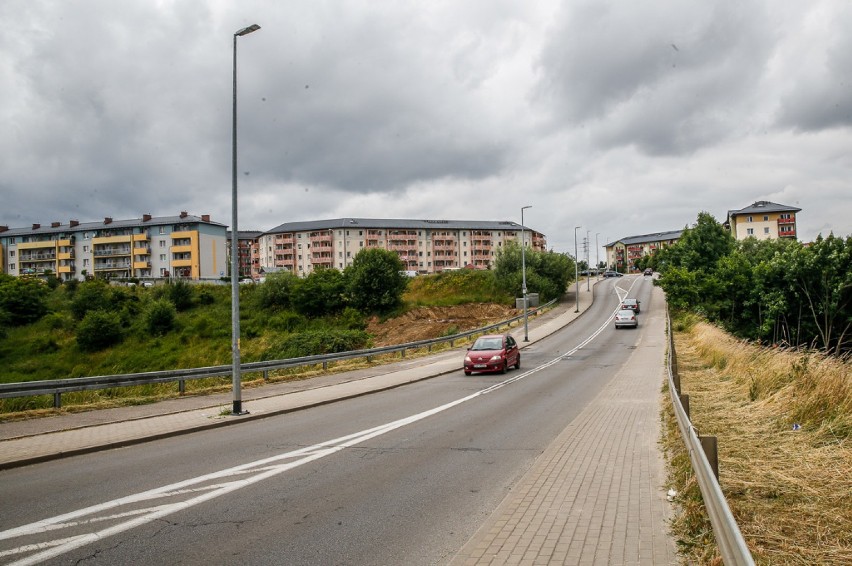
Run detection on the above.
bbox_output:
[614,309,638,329]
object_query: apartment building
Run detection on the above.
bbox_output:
[256,218,547,276]
[0,212,227,282]
[604,230,683,272]
[725,200,801,241]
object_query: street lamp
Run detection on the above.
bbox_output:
[574,225,581,313]
[586,229,591,291]
[520,206,532,342]
[231,23,261,416]
[595,233,600,279]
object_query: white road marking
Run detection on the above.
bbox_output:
[1,297,628,565]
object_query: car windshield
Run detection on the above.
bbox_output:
[472,337,503,350]
[617,310,634,316]
[623,299,637,305]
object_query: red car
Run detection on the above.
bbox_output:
[464,334,521,375]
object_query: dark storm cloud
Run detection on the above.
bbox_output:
[774,5,852,132]
[535,1,774,155]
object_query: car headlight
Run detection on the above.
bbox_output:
[489,355,502,362]
[464,356,472,363]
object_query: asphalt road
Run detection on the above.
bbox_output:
[0,275,659,566]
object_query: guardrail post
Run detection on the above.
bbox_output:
[679,394,690,419]
[323,361,328,370]
[428,344,432,352]
[179,380,185,395]
[671,347,679,379]
[263,370,269,381]
[672,368,681,395]
[54,392,61,409]
[700,436,719,480]
[401,349,406,359]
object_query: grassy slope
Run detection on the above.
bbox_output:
[664,314,851,565]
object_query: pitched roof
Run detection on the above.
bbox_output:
[262,218,529,235]
[728,200,801,217]
[604,230,683,247]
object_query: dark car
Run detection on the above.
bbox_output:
[614,309,638,329]
[644,268,653,276]
[603,270,623,278]
[464,334,520,375]
[621,298,640,313]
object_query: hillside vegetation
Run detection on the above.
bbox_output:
[664,314,851,564]
[0,252,573,414]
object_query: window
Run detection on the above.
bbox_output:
[159,240,166,248]
[764,227,770,234]
[9,263,14,270]
[747,228,754,235]
[83,259,89,266]
[159,226,166,234]
[763,215,769,221]
[9,250,14,257]
[747,216,753,222]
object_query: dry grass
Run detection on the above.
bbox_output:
[666,318,851,565]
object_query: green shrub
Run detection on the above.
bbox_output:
[262,329,370,360]
[77,310,123,352]
[167,280,194,311]
[267,311,306,332]
[0,274,50,325]
[145,299,177,336]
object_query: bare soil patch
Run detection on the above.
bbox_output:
[366,303,517,346]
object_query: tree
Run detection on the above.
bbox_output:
[0,274,50,325]
[77,310,124,352]
[662,212,734,274]
[70,280,112,320]
[255,271,299,311]
[494,241,572,302]
[145,299,177,336]
[291,268,346,316]
[785,234,852,354]
[344,248,406,313]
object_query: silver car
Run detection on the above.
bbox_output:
[614,309,638,329]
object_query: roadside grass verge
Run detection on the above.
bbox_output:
[664,316,851,565]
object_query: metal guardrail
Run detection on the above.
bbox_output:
[666,308,754,565]
[0,299,557,408]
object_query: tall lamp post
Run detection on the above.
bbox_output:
[595,233,600,279]
[574,225,581,313]
[586,229,591,291]
[520,205,532,341]
[231,23,261,416]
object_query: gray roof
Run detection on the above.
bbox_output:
[728,200,801,217]
[263,218,530,235]
[0,213,225,238]
[605,230,683,247]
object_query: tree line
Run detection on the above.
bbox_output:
[647,212,851,355]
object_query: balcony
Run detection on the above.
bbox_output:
[94,247,131,257]
[777,218,795,225]
[94,261,132,271]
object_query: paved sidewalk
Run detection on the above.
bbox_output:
[0,280,678,565]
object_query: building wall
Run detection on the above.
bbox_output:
[730,211,797,240]
[0,215,226,282]
[258,222,546,276]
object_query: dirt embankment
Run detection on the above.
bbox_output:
[366,304,517,346]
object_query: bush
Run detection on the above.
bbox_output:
[255,271,299,311]
[145,299,177,336]
[0,274,50,325]
[77,310,124,352]
[167,280,194,311]
[344,248,406,313]
[262,329,370,360]
[70,280,111,320]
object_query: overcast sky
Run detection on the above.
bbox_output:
[3,1,850,257]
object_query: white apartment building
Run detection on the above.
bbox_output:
[0,213,227,282]
[257,218,547,276]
